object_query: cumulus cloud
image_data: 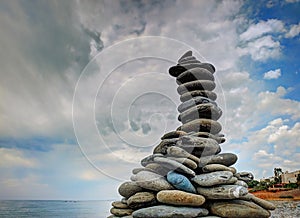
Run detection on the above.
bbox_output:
[240,19,285,42]
[285,22,300,38]
[263,68,282,79]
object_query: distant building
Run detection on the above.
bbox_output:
[280,170,300,184]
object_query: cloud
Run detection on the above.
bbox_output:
[0,148,37,168]
[240,19,285,42]
[285,22,300,38]
[238,35,281,61]
[263,68,282,79]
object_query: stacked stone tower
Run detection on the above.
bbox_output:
[108,51,275,218]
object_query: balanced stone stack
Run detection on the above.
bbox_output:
[108,51,275,218]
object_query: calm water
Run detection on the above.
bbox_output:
[0,200,112,218]
[0,200,299,218]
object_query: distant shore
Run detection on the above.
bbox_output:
[251,189,300,201]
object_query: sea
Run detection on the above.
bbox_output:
[0,200,299,218]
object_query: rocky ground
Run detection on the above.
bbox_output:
[270,200,300,218]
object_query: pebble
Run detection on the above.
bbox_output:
[127,192,157,209]
[145,163,170,176]
[178,103,222,122]
[112,201,128,209]
[235,180,248,188]
[178,136,221,157]
[153,156,196,177]
[110,208,133,217]
[209,200,271,218]
[132,205,209,218]
[179,118,222,134]
[197,185,248,199]
[202,164,237,174]
[132,167,154,174]
[157,190,205,206]
[190,132,225,144]
[180,90,217,102]
[235,171,254,182]
[176,68,215,85]
[166,146,200,163]
[153,138,178,154]
[177,96,216,113]
[198,153,238,167]
[118,181,144,198]
[140,153,164,167]
[161,130,187,140]
[130,171,174,191]
[239,193,276,210]
[192,171,234,186]
[167,171,197,193]
[177,80,216,95]
[166,156,198,169]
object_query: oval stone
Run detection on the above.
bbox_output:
[166,146,200,163]
[153,138,178,154]
[118,181,144,198]
[239,193,275,210]
[191,132,225,144]
[197,185,248,199]
[176,68,215,85]
[209,200,271,218]
[127,192,157,209]
[192,171,234,186]
[145,163,170,176]
[132,205,209,218]
[153,156,195,177]
[178,56,196,64]
[198,153,238,167]
[157,190,205,206]
[177,96,216,113]
[202,164,237,174]
[235,172,254,182]
[179,119,222,134]
[112,201,128,209]
[110,208,133,217]
[180,90,217,102]
[141,154,164,167]
[178,103,222,122]
[167,171,196,193]
[130,171,174,191]
[177,80,216,94]
[166,156,198,169]
[161,130,187,140]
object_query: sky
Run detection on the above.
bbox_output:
[0,0,299,200]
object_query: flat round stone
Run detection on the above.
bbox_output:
[145,163,170,176]
[180,90,217,101]
[118,181,144,198]
[191,132,226,144]
[110,208,133,217]
[197,185,248,199]
[157,190,205,206]
[178,51,193,61]
[127,192,157,209]
[192,171,234,186]
[235,180,248,188]
[176,68,214,85]
[130,171,174,191]
[167,171,197,193]
[178,103,222,123]
[166,146,200,163]
[141,154,164,167]
[153,156,195,177]
[169,63,215,77]
[202,164,237,173]
[166,156,197,169]
[178,56,196,64]
[198,153,238,167]
[161,130,187,140]
[112,201,128,209]
[179,59,201,65]
[153,138,178,154]
[132,167,154,174]
[235,172,254,182]
[209,200,271,218]
[177,80,216,95]
[240,193,276,210]
[177,136,221,157]
[178,96,216,113]
[132,205,209,218]
[179,119,222,134]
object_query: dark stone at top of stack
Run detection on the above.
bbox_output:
[169,51,215,77]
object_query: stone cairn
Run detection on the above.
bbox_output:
[108,51,275,218]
